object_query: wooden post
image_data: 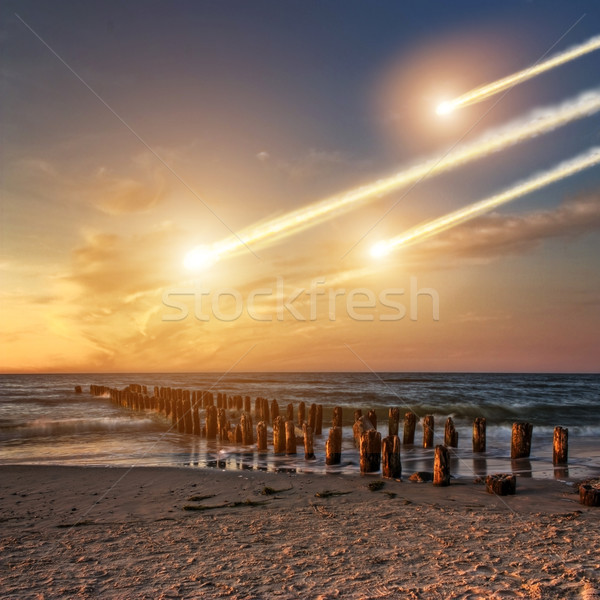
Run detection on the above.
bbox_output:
[388,408,399,437]
[262,397,271,425]
[177,399,185,433]
[273,416,286,454]
[206,406,217,440]
[308,403,317,431]
[444,417,458,448]
[285,420,296,454]
[240,413,254,445]
[315,405,323,435]
[297,401,306,426]
[354,409,362,423]
[360,430,381,474]
[192,401,201,436]
[257,421,267,452]
[235,424,242,444]
[332,406,343,428]
[422,415,434,449]
[255,397,262,420]
[433,445,450,486]
[553,426,568,465]
[286,403,294,422]
[473,417,486,453]
[382,435,401,479]
[184,393,193,434]
[403,412,416,445]
[353,415,375,448]
[367,410,377,431]
[244,396,251,413]
[74,385,82,394]
[325,426,342,465]
[271,399,280,420]
[579,483,600,507]
[511,422,533,459]
[303,423,315,459]
[486,473,516,495]
[217,408,228,442]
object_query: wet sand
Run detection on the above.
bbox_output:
[1,465,598,599]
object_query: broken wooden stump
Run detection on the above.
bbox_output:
[553,426,568,465]
[382,435,401,479]
[74,385,82,394]
[473,417,486,453]
[240,413,254,445]
[422,415,434,449]
[403,412,416,445]
[367,409,377,431]
[579,482,600,507]
[388,407,400,437]
[325,426,342,465]
[308,403,317,431]
[433,445,450,486]
[444,417,458,448]
[485,473,516,496]
[303,423,315,460]
[353,415,375,448]
[511,422,533,459]
[360,430,381,474]
[297,401,306,426]
[271,399,280,420]
[206,406,217,440]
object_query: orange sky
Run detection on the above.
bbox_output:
[2,2,600,373]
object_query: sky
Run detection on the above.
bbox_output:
[1,0,600,373]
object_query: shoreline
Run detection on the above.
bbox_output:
[1,464,598,598]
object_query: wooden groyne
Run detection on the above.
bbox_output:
[84,383,584,502]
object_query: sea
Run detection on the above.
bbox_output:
[1,372,598,480]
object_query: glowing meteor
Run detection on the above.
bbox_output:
[184,89,600,270]
[437,34,600,115]
[370,147,600,257]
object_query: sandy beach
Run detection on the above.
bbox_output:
[1,465,598,599]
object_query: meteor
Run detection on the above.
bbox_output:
[370,146,600,257]
[184,89,600,270]
[436,34,600,115]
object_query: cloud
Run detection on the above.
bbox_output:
[274,148,371,179]
[405,190,600,265]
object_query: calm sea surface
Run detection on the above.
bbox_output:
[1,373,598,479]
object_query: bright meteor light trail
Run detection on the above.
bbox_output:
[436,34,600,115]
[184,89,600,270]
[370,146,600,258]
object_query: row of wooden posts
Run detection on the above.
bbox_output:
[85,384,570,479]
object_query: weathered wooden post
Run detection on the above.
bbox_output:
[262,397,271,425]
[353,415,375,448]
[403,412,416,445]
[354,409,362,423]
[240,413,254,445]
[74,385,82,394]
[553,426,568,465]
[257,421,267,452]
[286,403,294,422]
[184,392,193,434]
[579,483,600,506]
[360,430,381,474]
[315,404,323,435]
[297,401,306,426]
[325,426,342,465]
[244,396,251,413]
[285,420,296,454]
[422,415,434,449]
[444,417,458,448]
[255,397,262,420]
[206,406,217,440]
[192,401,201,436]
[217,408,228,441]
[433,445,450,486]
[473,417,486,453]
[367,410,377,431]
[177,399,186,433]
[388,408,400,437]
[303,423,315,459]
[382,435,401,479]
[271,399,280,420]
[308,403,317,431]
[511,422,533,459]
[273,416,286,454]
[332,406,343,428]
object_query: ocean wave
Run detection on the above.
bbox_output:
[0,416,167,440]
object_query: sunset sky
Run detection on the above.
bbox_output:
[1,0,600,373]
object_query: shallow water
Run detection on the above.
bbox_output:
[1,372,598,479]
